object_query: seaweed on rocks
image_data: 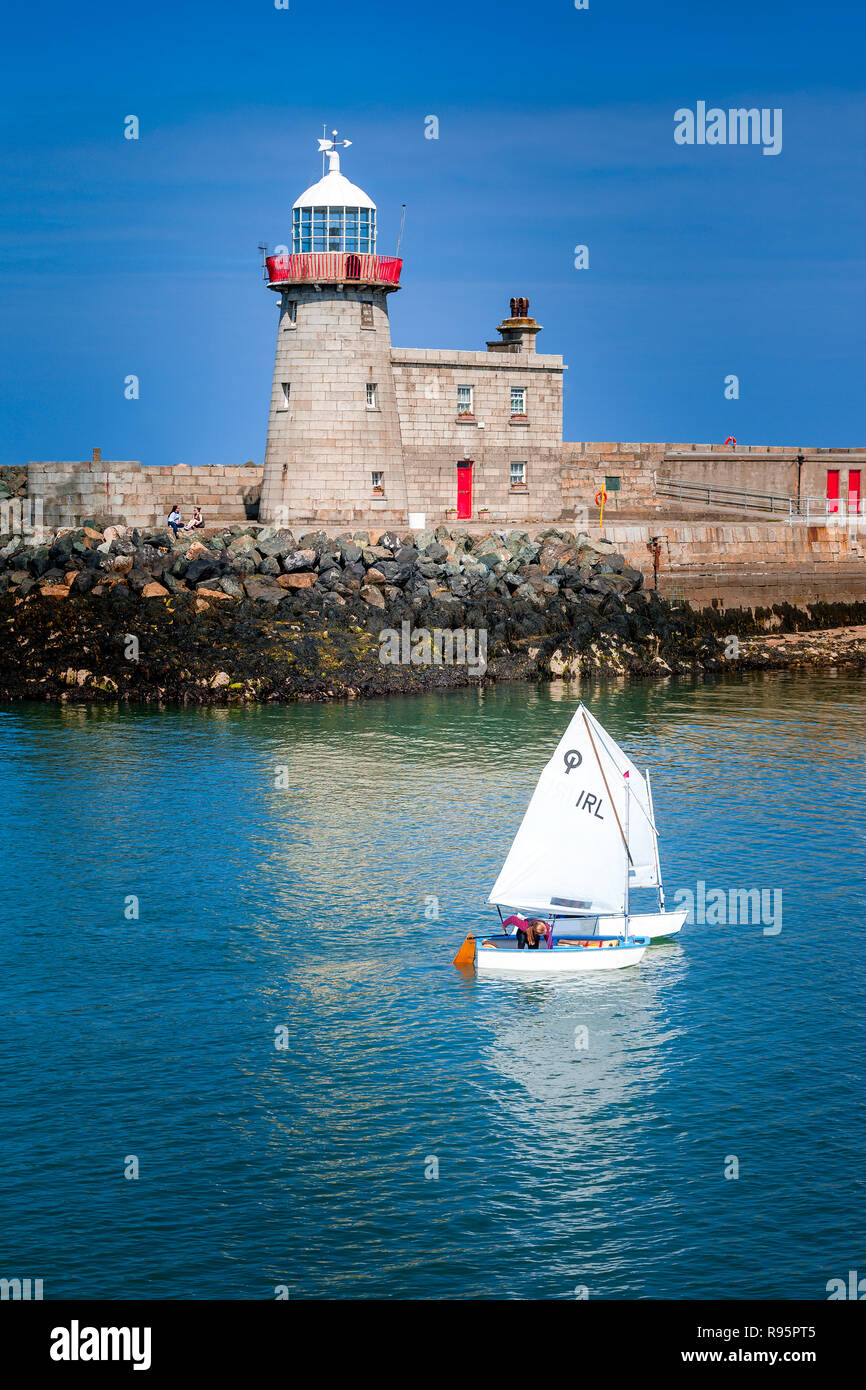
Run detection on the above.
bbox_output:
[0,522,863,705]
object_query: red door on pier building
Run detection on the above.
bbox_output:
[826,469,840,515]
[457,459,473,520]
[848,470,861,517]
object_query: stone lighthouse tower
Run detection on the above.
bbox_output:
[259,132,407,526]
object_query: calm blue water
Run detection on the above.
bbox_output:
[1,674,864,1300]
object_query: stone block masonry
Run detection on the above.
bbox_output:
[27,452,262,530]
[564,441,866,522]
[392,346,564,523]
[601,519,866,608]
[260,285,409,526]
[259,290,565,527]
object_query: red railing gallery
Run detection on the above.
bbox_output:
[266,253,402,286]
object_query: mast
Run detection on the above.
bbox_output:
[623,771,631,941]
[646,768,665,911]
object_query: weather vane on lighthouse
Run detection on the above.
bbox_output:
[317,127,352,174]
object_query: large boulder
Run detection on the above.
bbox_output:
[279,572,317,589]
[185,557,222,585]
[228,533,260,556]
[360,584,386,608]
[219,574,245,599]
[362,546,393,566]
[255,527,295,557]
[538,540,577,574]
[297,530,330,554]
[228,553,259,575]
[315,568,342,591]
[422,542,448,563]
[339,540,363,566]
[506,532,540,566]
[28,547,52,576]
[244,576,285,605]
[586,573,634,596]
[622,566,644,590]
[283,548,317,573]
[416,559,443,580]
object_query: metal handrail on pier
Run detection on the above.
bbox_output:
[655,479,866,524]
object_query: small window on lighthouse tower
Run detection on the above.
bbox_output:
[360,302,374,328]
[371,472,384,494]
[366,383,378,410]
[279,383,291,410]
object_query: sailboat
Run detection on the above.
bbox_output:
[453,703,686,975]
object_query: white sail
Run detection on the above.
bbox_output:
[489,704,631,916]
[581,707,660,889]
[489,703,659,916]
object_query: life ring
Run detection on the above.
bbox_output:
[595,489,607,506]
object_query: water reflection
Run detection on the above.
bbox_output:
[2,671,865,1299]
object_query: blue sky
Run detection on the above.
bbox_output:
[1,0,864,467]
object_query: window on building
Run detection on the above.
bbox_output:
[510,461,527,487]
[278,382,291,411]
[457,385,474,416]
[282,299,297,331]
[366,383,378,409]
[511,387,527,416]
[372,471,384,493]
[360,301,374,328]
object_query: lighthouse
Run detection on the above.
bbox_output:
[260,132,408,526]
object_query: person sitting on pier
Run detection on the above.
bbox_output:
[184,506,205,531]
[168,505,182,537]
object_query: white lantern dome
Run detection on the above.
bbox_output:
[292,132,377,254]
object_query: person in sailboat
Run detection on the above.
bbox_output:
[503,913,550,949]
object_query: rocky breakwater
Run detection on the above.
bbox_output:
[0,520,727,704]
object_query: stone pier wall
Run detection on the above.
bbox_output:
[27,458,262,530]
[599,519,866,608]
[563,442,866,520]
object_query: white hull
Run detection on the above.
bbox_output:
[476,937,648,975]
[586,909,687,940]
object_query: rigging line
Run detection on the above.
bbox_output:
[585,711,659,837]
[582,712,633,865]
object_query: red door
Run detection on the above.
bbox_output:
[848,469,861,517]
[826,469,840,514]
[457,460,473,520]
